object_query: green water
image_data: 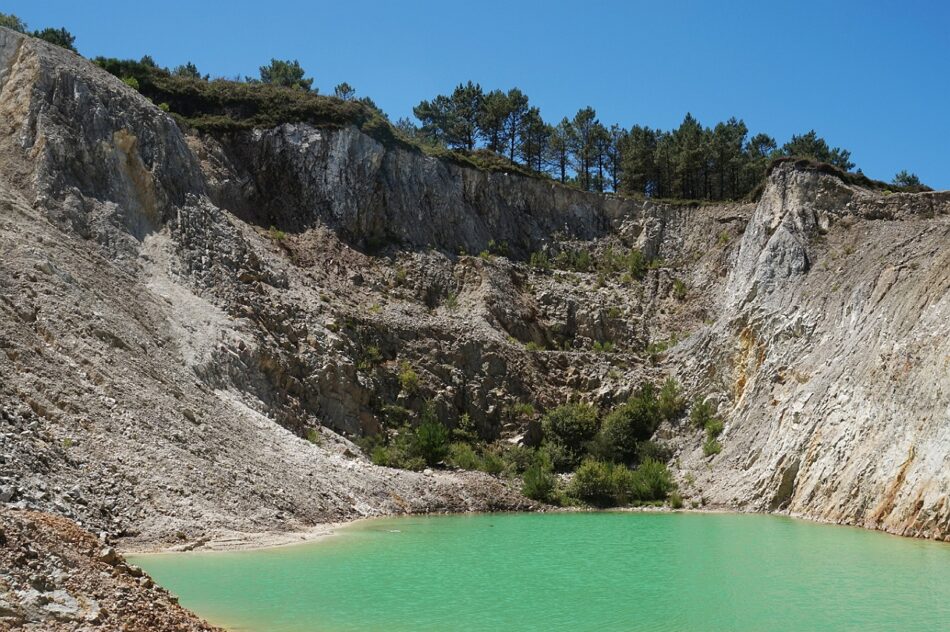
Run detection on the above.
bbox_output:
[131,512,950,632]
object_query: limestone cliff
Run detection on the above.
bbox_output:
[678,166,950,539]
[0,21,948,572]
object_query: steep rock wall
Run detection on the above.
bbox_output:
[679,165,950,539]
[196,123,645,255]
[0,25,948,546]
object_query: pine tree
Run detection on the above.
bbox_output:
[546,118,573,183]
[0,12,27,33]
[502,88,529,164]
[477,89,508,153]
[414,82,484,150]
[519,108,549,172]
[619,125,658,196]
[33,27,76,52]
[172,62,202,79]
[782,130,854,171]
[259,59,313,91]
[570,107,598,191]
[334,82,356,101]
[892,170,922,187]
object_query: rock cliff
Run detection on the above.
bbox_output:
[0,23,948,586]
[677,165,950,539]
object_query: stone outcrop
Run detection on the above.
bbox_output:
[0,23,948,602]
[677,166,950,539]
[0,509,220,630]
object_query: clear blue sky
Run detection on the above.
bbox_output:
[8,0,949,188]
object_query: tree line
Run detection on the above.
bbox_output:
[1,12,76,51]
[398,81,880,200]
[2,11,925,197]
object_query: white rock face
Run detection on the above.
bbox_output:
[680,164,950,539]
[0,26,948,546]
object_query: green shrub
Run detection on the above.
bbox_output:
[703,437,722,457]
[394,266,409,285]
[600,384,661,463]
[267,225,287,241]
[637,440,672,464]
[524,341,545,352]
[500,444,536,475]
[380,404,412,428]
[452,412,478,442]
[398,361,420,394]
[448,442,480,470]
[509,402,535,419]
[625,249,648,280]
[357,345,382,371]
[592,340,615,353]
[444,293,459,310]
[569,459,619,506]
[646,335,678,362]
[370,434,425,471]
[689,398,716,429]
[122,76,140,91]
[529,250,551,271]
[584,430,619,463]
[413,417,449,466]
[537,442,569,473]
[541,403,600,469]
[672,278,687,301]
[705,418,724,438]
[522,461,557,502]
[669,491,684,509]
[569,459,650,506]
[630,459,674,501]
[573,249,592,272]
[478,449,505,476]
[658,377,686,421]
[487,239,509,256]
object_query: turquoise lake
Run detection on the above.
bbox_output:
[130,512,950,631]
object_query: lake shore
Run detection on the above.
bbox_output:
[122,501,950,557]
[122,505,718,556]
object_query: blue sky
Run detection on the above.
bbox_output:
[8,0,949,188]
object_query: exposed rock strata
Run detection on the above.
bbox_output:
[0,508,220,630]
[0,23,947,608]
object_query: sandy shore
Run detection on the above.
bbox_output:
[122,503,950,557]
[123,521,354,555]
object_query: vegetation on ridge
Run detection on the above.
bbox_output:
[1,10,933,198]
[0,12,76,51]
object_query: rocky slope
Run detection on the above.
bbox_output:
[1,24,949,627]
[0,509,219,630]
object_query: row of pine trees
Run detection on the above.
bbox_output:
[397,81,864,200]
[5,6,922,199]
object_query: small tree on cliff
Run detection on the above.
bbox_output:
[334,82,356,101]
[892,170,922,188]
[34,27,76,52]
[0,12,27,33]
[259,58,314,91]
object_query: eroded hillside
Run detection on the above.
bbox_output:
[1,23,948,588]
